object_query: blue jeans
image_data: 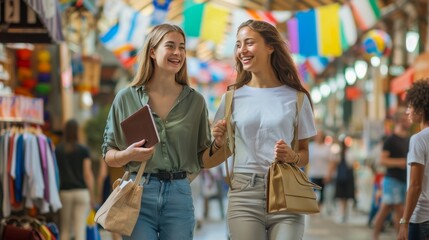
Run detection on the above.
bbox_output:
[123,174,195,240]
[409,221,429,240]
[381,176,406,204]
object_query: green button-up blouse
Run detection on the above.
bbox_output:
[102,85,211,174]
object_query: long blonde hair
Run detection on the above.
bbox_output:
[130,24,188,86]
[231,20,312,105]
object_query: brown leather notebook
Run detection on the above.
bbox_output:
[120,105,160,148]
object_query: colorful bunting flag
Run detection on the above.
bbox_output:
[287,18,299,54]
[151,0,172,26]
[200,3,230,44]
[100,5,149,50]
[183,0,205,37]
[96,0,384,71]
[317,4,342,56]
[305,57,331,77]
[99,3,150,68]
[297,9,318,56]
[102,0,125,23]
[339,4,357,50]
[297,61,310,84]
[350,0,381,30]
[246,10,277,25]
[220,9,249,58]
[271,11,293,23]
[221,9,292,58]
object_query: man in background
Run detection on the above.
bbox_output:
[373,110,410,240]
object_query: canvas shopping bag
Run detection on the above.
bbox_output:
[266,92,321,214]
[94,161,146,236]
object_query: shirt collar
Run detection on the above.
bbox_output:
[134,84,193,105]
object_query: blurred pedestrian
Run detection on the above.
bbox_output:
[398,80,429,240]
[334,136,356,223]
[206,20,317,240]
[55,119,95,240]
[308,130,335,214]
[373,109,410,240]
[367,138,391,227]
[96,160,122,240]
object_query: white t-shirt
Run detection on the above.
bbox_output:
[308,142,333,178]
[407,127,429,223]
[214,85,317,174]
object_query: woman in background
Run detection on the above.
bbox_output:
[55,119,95,240]
[334,136,356,223]
[102,24,211,240]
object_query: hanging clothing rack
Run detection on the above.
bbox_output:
[0,94,62,219]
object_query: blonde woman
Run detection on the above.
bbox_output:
[102,24,211,239]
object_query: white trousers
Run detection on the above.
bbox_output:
[59,189,90,240]
[227,173,305,240]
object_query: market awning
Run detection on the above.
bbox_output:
[390,67,415,94]
[0,0,64,44]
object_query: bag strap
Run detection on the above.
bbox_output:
[289,91,321,190]
[225,90,235,153]
[224,90,235,187]
[292,91,304,152]
[134,161,147,186]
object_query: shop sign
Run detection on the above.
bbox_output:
[0,95,44,124]
[0,0,53,43]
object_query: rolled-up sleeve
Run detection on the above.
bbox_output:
[101,105,116,158]
[101,90,130,159]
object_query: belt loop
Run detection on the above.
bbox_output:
[145,173,152,184]
[250,173,257,187]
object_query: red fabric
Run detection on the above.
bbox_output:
[374,173,384,188]
[2,225,43,240]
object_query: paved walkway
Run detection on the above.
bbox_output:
[100,174,396,240]
[100,206,396,240]
[191,212,396,240]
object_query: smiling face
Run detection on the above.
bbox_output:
[150,32,186,74]
[235,26,273,73]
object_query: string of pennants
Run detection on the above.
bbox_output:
[98,0,381,82]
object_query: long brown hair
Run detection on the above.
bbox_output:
[130,24,188,87]
[64,119,79,151]
[231,20,312,105]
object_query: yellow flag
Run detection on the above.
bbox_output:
[200,3,230,44]
[318,4,342,57]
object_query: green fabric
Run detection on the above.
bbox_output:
[102,85,211,174]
